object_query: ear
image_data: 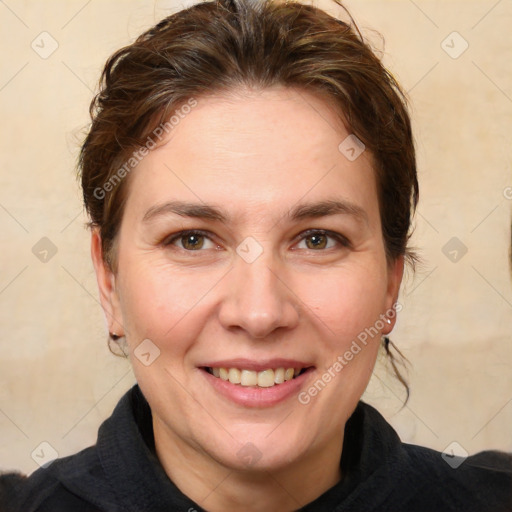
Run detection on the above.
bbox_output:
[382,254,404,335]
[90,228,125,336]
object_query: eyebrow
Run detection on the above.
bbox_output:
[142,198,368,225]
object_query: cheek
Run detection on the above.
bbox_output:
[118,261,224,348]
[298,265,388,345]
[117,250,389,360]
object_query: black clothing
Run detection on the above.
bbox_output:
[2,384,511,511]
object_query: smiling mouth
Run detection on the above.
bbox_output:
[202,366,311,388]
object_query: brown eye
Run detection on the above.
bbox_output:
[164,230,216,251]
[296,229,350,251]
[305,233,328,250]
[180,233,205,250]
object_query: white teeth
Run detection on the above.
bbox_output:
[241,369,258,386]
[258,369,275,387]
[274,367,285,384]
[210,366,305,388]
[228,368,241,384]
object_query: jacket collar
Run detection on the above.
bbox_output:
[61,384,404,511]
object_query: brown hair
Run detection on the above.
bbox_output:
[79,0,416,402]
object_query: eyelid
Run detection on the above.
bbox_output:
[163,228,351,251]
[163,229,219,250]
[292,228,351,250]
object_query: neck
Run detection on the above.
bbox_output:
[153,417,344,512]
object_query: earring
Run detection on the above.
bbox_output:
[108,331,128,358]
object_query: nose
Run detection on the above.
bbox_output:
[217,249,300,339]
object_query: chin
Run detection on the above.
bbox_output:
[200,426,311,473]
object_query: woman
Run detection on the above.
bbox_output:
[2,0,511,510]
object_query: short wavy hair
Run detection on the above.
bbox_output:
[79,0,417,401]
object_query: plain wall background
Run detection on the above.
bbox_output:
[0,0,511,475]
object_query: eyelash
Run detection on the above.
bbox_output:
[163,229,351,252]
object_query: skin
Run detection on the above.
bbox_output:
[91,85,403,511]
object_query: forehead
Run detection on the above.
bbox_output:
[163,86,350,169]
[124,86,379,225]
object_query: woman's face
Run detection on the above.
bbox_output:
[93,86,402,473]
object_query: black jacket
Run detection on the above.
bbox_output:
[2,384,511,511]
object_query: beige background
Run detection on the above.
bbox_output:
[1,0,511,475]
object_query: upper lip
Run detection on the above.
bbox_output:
[199,358,315,372]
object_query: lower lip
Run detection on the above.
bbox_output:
[200,368,314,408]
